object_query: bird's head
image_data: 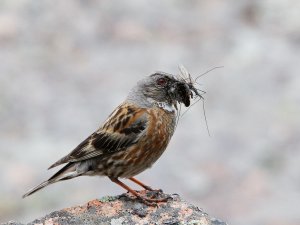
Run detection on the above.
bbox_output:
[127,72,192,109]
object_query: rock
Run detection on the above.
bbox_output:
[2,191,227,225]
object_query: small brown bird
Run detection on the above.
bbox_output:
[23,69,201,204]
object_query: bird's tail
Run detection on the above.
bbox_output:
[22,162,79,198]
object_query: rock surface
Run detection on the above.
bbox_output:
[2,191,227,225]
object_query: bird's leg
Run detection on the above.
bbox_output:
[109,177,168,205]
[129,177,163,195]
[129,177,154,191]
[129,177,164,200]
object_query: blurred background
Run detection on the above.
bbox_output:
[0,0,299,224]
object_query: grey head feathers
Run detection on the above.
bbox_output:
[126,72,179,108]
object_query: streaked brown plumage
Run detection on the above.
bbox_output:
[23,68,201,204]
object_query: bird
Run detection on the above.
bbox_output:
[23,70,198,204]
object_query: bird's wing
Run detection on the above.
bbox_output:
[48,104,148,169]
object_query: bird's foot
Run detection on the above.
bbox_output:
[120,189,171,206]
[136,189,171,206]
[136,194,169,206]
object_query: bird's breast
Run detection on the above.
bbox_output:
[97,107,176,178]
[116,107,176,177]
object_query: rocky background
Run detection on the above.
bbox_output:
[3,192,228,225]
[0,0,299,225]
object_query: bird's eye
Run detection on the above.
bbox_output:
[156,78,167,86]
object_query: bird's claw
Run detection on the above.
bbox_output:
[137,195,169,207]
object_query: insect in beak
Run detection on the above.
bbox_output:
[176,82,191,107]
